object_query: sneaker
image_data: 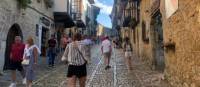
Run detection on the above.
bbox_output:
[22,78,26,84]
[9,83,16,87]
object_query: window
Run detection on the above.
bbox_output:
[133,29,136,44]
[71,0,81,20]
[142,21,149,43]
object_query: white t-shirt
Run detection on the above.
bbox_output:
[101,39,111,53]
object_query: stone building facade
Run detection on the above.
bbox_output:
[0,0,54,72]
[137,0,200,86]
[112,0,200,86]
[160,0,200,86]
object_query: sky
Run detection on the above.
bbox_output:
[94,0,114,28]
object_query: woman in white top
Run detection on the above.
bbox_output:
[123,37,133,70]
[62,33,87,87]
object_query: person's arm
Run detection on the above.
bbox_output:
[33,47,38,65]
[110,41,112,53]
[62,45,69,62]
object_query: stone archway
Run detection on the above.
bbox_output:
[150,11,165,72]
[4,24,23,70]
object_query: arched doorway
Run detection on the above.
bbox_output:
[151,11,165,72]
[4,24,23,70]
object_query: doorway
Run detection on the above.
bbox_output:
[151,11,165,72]
[41,27,49,56]
[4,24,23,70]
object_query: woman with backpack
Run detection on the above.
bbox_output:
[61,33,87,87]
[123,37,133,70]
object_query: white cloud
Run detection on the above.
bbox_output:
[94,0,113,14]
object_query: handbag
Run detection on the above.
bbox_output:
[21,59,30,65]
[21,45,32,65]
[61,56,67,62]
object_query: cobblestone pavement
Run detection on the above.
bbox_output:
[0,45,171,87]
[87,48,171,87]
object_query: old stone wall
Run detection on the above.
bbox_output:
[120,0,200,86]
[160,0,200,86]
[137,0,154,66]
[0,0,54,72]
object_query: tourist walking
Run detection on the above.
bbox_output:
[101,36,112,70]
[9,36,26,87]
[62,33,87,87]
[22,36,39,87]
[47,35,57,67]
[82,35,93,64]
[60,34,68,52]
[123,37,133,70]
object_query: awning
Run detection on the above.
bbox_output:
[54,12,75,28]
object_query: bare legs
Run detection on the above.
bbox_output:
[26,80,32,87]
[67,76,86,87]
[104,53,111,70]
[79,76,86,87]
[11,70,16,83]
[67,76,76,87]
[104,57,110,66]
[11,70,25,82]
[125,57,132,70]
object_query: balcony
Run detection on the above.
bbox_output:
[122,16,131,27]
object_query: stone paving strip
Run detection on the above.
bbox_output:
[87,48,171,87]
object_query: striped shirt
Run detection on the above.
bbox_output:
[63,41,86,66]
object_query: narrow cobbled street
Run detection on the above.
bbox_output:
[0,45,170,87]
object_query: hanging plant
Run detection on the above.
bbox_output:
[17,0,31,9]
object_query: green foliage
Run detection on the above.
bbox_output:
[17,0,31,9]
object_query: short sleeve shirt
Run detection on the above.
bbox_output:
[101,39,111,53]
[11,43,25,61]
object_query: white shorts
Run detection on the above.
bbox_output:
[125,51,132,58]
